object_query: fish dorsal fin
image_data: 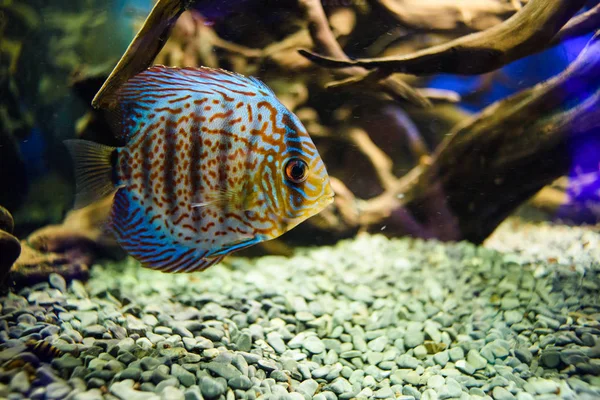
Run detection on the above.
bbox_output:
[110,190,224,273]
[110,65,279,142]
[116,65,277,106]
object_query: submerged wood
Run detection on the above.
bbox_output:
[299,0,587,76]
[400,30,600,242]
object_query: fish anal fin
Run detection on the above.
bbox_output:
[111,190,224,273]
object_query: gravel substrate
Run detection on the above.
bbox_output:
[1,219,599,400]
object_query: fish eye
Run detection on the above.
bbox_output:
[284,158,308,184]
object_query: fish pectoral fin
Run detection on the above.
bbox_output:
[191,189,247,211]
[205,236,263,258]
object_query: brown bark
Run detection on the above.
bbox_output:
[299,0,588,76]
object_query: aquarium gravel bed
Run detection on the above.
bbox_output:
[1,220,599,400]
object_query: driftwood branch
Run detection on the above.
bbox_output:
[92,0,187,108]
[374,0,525,32]
[311,30,600,242]
[299,0,588,76]
[400,29,600,242]
[299,0,433,107]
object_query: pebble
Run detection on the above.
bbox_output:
[467,349,487,370]
[493,386,515,400]
[2,226,599,400]
[303,336,325,354]
[539,349,561,369]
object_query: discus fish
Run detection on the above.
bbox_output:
[65,66,333,273]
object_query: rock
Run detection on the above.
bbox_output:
[266,332,286,354]
[171,364,195,387]
[329,377,352,395]
[199,377,225,399]
[297,379,319,397]
[110,380,160,400]
[404,330,425,349]
[228,375,252,390]
[46,382,72,400]
[0,229,20,281]
[467,349,487,370]
[433,350,450,367]
[422,388,439,400]
[455,360,475,375]
[427,375,445,389]
[49,273,67,293]
[492,386,515,400]
[539,349,561,369]
[514,348,532,365]
[10,371,30,393]
[206,361,242,380]
[448,347,464,362]
[160,386,185,400]
[397,354,419,369]
[303,336,325,354]
[368,336,387,352]
[500,297,520,310]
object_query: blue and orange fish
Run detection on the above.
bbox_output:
[66,66,334,273]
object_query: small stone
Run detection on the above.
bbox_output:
[422,388,439,400]
[236,333,252,352]
[373,386,394,399]
[427,375,445,389]
[448,347,464,362]
[368,336,387,352]
[10,371,30,393]
[183,386,203,400]
[467,349,487,370]
[329,377,352,395]
[500,297,520,310]
[514,348,532,365]
[526,378,559,395]
[110,380,160,400]
[172,364,195,387]
[46,382,72,400]
[504,310,523,325]
[303,336,325,354]
[266,332,286,354]
[433,351,449,367]
[228,375,252,390]
[206,361,242,380]
[539,349,561,369]
[397,354,420,369]
[297,379,318,397]
[200,377,225,398]
[438,378,462,399]
[49,273,67,293]
[455,360,475,375]
[160,386,185,400]
[200,328,223,342]
[120,368,142,381]
[560,348,588,366]
[404,331,424,349]
[492,386,515,400]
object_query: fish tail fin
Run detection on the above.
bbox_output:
[64,139,119,209]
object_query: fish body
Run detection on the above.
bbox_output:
[66,66,333,273]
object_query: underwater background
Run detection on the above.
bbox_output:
[1,0,600,399]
